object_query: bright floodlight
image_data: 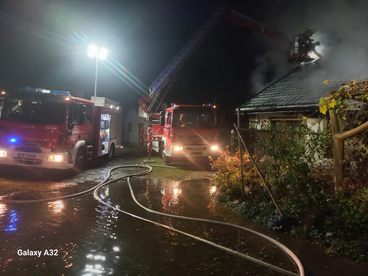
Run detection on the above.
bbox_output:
[87,43,109,97]
[87,44,98,58]
[97,47,108,60]
[87,44,108,60]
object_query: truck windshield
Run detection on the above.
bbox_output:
[1,98,66,124]
[173,107,217,128]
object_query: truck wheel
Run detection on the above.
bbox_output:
[161,144,165,159]
[158,141,163,156]
[109,144,116,160]
[163,153,172,165]
[74,148,86,172]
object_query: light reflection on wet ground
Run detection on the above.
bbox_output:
[0,166,289,275]
[1,162,367,275]
[133,177,296,272]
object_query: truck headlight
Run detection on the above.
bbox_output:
[210,145,219,151]
[47,154,64,162]
[173,145,184,152]
[0,149,7,158]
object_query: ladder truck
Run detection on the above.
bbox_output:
[139,5,318,164]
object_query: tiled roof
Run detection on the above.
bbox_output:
[240,62,342,113]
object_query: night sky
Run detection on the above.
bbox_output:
[0,0,292,121]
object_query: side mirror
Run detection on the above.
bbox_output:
[160,115,165,126]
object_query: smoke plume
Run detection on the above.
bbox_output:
[251,0,368,92]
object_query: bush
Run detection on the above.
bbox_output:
[211,151,261,200]
[320,189,368,261]
[211,123,368,262]
[255,124,332,224]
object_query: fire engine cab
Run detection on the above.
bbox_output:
[150,104,221,164]
[0,88,122,171]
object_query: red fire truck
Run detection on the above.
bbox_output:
[0,88,122,171]
[139,6,283,165]
[150,104,221,164]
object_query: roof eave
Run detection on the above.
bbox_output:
[239,104,318,114]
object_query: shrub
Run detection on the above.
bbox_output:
[211,123,368,261]
[211,151,261,200]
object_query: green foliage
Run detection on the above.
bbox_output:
[319,80,368,116]
[324,190,368,234]
[260,123,330,169]
[211,151,261,200]
[319,190,368,261]
[319,80,368,189]
[258,123,331,207]
[212,123,368,262]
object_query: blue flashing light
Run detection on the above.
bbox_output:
[9,137,18,144]
[5,210,18,232]
[17,87,71,96]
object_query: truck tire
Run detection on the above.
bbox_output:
[161,143,165,159]
[109,144,116,160]
[158,141,163,156]
[163,153,172,165]
[74,148,86,172]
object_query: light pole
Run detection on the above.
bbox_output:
[87,44,108,97]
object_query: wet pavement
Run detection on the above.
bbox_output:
[0,158,367,275]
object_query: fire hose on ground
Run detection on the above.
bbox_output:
[0,164,305,276]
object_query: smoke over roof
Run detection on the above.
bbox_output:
[251,0,368,93]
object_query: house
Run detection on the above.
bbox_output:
[238,62,342,132]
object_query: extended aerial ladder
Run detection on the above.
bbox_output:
[147,6,227,113]
[145,5,320,113]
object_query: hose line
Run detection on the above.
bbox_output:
[95,164,305,276]
[1,164,304,276]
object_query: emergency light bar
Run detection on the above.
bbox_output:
[50,90,71,96]
[17,87,71,96]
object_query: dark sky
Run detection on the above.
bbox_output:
[0,0,290,119]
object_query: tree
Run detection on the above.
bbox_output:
[320,80,368,191]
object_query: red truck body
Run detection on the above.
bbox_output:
[150,104,221,164]
[0,88,122,170]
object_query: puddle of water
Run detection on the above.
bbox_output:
[132,177,300,272]
[134,178,216,216]
[0,185,253,275]
[0,177,288,275]
[1,161,367,275]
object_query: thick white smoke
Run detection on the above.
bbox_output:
[251,0,368,92]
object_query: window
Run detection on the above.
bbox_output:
[2,97,66,124]
[69,103,86,125]
[69,103,92,124]
[173,107,217,128]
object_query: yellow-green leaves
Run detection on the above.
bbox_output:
[319,97,330,115]
[319,80,368,115]
[328,99,337,109]
[320,104,328,115]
